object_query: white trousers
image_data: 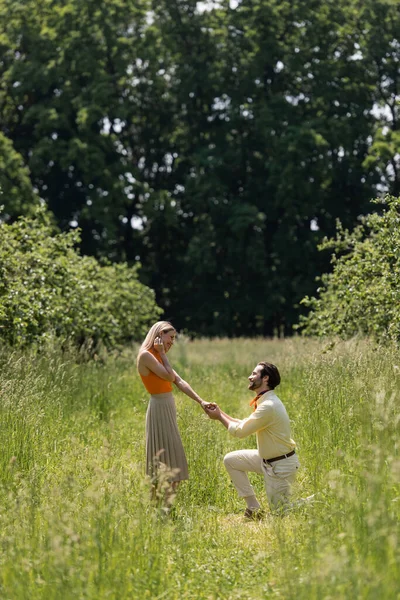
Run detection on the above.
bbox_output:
[223,449,300,509]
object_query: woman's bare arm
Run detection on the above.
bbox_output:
[138,351,175,381]
[173,371,207,409]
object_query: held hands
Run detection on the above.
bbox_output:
[203,402,221,420]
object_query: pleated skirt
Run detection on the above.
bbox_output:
[145,392,189,482]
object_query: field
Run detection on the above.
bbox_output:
[0,337,399,599]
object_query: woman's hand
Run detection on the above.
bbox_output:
[153,336,165,354]
[200,400,208,412]
[201,401,217,413]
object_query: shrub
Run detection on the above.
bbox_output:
[0,206,162,347]
[298,195,400,342]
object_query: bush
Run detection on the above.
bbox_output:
[298,195,400,342]
[0,206,162,347]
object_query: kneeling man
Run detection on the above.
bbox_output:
[205,362,299,519]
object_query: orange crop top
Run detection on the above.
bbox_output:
[139,349,173,394]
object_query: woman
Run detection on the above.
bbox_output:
[137,321,207,486]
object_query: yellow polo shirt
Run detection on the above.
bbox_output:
[227,390,296,460]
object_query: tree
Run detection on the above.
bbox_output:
[298,195,400,342]
[1,0,399,336]
[132,0,389,335]
[0,0,154,255]
[0,132,37,217]
[359,0,400,196]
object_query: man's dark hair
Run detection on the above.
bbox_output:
[258,362,281,389]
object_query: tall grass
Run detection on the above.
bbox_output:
[0,338,399,599]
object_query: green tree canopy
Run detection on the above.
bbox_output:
[0,0,399,336]
[0,132,37,216]
[134,0,397,335]
[0,0,154,253]
[298,195,400,342]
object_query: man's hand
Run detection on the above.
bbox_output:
[204,403,221,420]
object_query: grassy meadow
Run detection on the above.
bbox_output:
[0,337,399,599]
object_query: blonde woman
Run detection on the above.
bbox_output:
[137,321,207,487]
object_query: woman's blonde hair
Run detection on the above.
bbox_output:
[136,321,175,367]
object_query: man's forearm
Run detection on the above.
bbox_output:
[217,412,237,429]
[220,410,241,424]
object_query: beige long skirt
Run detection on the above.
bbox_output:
[145,392,189,482]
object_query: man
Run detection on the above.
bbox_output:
[205,362,299,519]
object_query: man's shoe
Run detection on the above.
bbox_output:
[244,508,265,521]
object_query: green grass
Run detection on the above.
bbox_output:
[0,337,399,599]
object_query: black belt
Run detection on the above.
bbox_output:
[263,450,295,464]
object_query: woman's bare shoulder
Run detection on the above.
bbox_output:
[139,349,155,363]
[138,349,159,370]
[138,350,154,375]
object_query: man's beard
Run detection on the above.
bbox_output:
[249,379,261,391]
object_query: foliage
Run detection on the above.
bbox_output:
[360,1,400,197]
[0,338,399,598]
[134,0,381,335]
[0,206,162,347]
[298,195,400,341]
[0,0,151,246]
[0,0,399,335]
[0,132,38,216]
